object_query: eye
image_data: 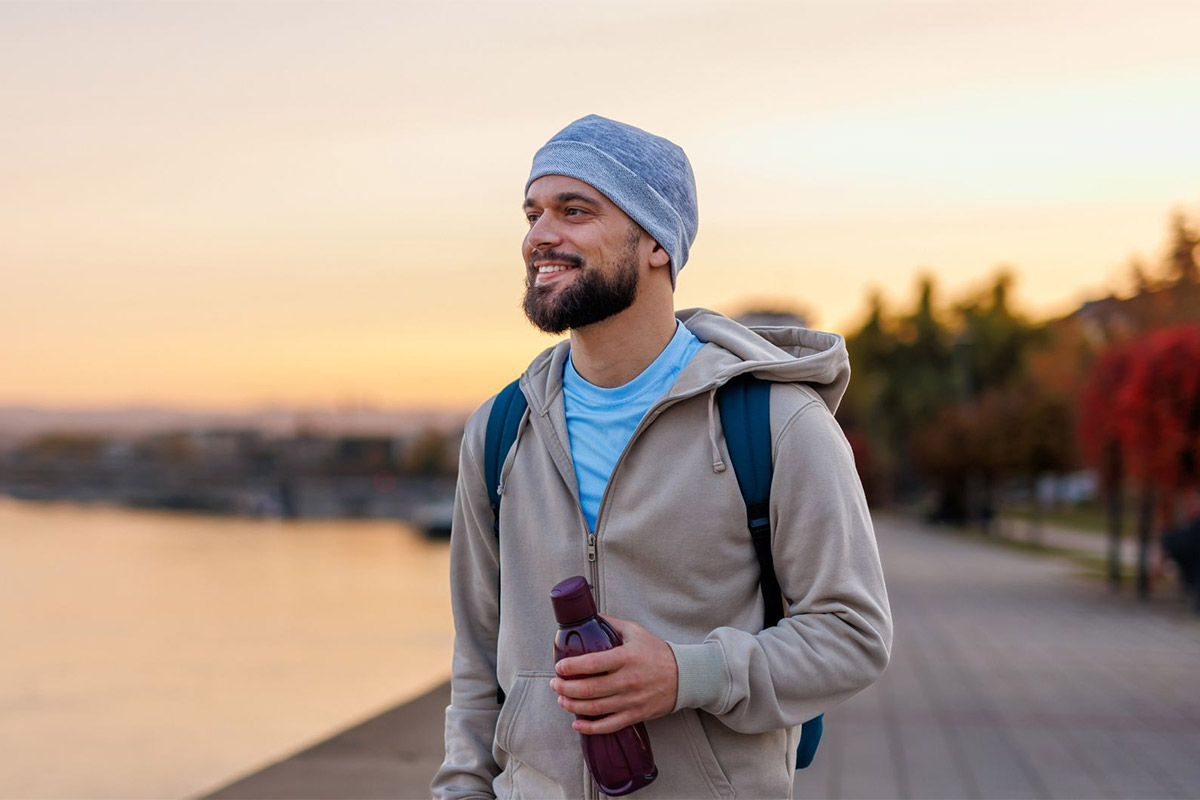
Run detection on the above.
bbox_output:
[525,212,540,225]
[565,207,588,218]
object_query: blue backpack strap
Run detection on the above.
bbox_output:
[484,379,528,536]
[717,375,780,631]
[717,374,824,770]
[482,378,527,704]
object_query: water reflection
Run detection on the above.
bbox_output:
[0,498,452,799]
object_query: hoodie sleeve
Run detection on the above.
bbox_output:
[668,389,893,733]
[431,407,503,799]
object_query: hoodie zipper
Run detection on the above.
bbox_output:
[577,384,724,799]
[586,380,733,590]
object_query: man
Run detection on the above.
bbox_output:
[433,115,891,799]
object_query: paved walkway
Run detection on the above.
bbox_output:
[202,514,1200,799]
[793,514,1200,800]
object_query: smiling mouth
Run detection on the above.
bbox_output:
[533,263,578,284]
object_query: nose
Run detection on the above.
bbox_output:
[525,213,564,253]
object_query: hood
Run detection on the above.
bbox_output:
[519,307,850,415]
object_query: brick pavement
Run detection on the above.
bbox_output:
[793,514,1200,800]
[203,513,1200,799]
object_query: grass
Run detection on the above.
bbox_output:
[885,505,1186,604]
[999,504,1110,536]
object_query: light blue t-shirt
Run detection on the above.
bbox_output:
[563,320,705,532]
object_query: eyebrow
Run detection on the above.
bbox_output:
[523,191,603,210]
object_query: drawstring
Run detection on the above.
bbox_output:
[707,387,726,474]
[497,409,529,496]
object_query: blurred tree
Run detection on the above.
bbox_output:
[910,402,975,523]
[1084,326,1200,598]
[911,381,1076,531]
[1079,342,1136,590]
[1016,386,1079,534]
[953,269,1046,395]
[1128,256,1157,295]
[846,271,1049,517]
[899,276,958,405]
[845,276,957,502]
[1118,328,1200,504]
[842,290,898,502]
[842,206,1200,575]
[1164,210,1199,285]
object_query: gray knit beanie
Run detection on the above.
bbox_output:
[526,115,699,283]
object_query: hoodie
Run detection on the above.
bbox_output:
[434,309,892,799]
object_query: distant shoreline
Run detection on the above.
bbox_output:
[0,404,472,445]
[0,482,457,532]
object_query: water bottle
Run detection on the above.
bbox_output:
[551,575,658,796]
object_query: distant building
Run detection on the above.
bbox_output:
[1066,281,1200,349]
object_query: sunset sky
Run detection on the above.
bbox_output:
[3,0,1199,412]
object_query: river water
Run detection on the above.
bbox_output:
[0,498,454,799]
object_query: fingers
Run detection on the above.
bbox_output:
[551,672,621,702]
[570,708,642,736]
[552,615,645,679]
[549,615,678,731]
[552,680,650,725]
[555,647,621,679]
[555,689,619,720]
[550,656,662,718]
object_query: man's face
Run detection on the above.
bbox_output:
[521,175,643,335]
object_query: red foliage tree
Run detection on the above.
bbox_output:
[1079,344,1135,475]
[1078,342,1136,589]
[1116,326,1200,500]
[1082,327,1200,597]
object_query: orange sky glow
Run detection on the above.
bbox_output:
[2,1,1199,412]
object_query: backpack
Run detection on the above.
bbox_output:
[483,374,824,770]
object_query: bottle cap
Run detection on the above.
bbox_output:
[550,575,597,624]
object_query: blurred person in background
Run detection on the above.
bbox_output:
[433,115,892,799]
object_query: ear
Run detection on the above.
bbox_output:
[647,240,671,270]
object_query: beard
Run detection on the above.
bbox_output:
[522,227,641,335]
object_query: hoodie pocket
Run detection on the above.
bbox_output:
[677,709,736,799]
[493,671,580,799]
[630,709,735,799]
[494,675,737,799]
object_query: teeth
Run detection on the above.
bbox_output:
[537,265,573,274]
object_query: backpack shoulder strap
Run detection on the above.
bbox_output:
[484,378,528,537]
[716,374,783,629]
[482,378,527,705]
[716,374,824,770]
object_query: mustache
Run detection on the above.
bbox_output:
[528,249,584,270]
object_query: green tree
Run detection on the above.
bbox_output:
[845,276,957,501]
[846,271,1050,518]
[1165,210,1199,285]
[953,270,1045,395]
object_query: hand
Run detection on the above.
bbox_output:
[549,615,678,735]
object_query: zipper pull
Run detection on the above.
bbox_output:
[587,533,597,562]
